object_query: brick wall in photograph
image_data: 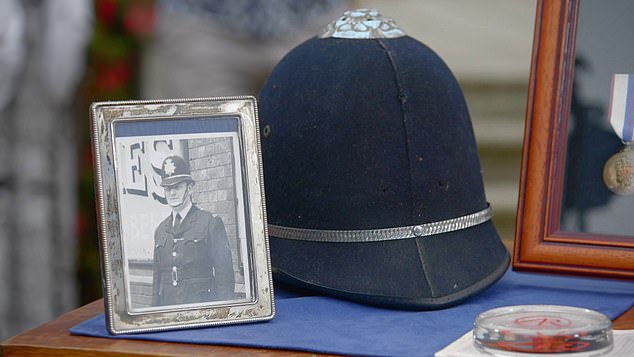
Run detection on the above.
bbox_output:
[188,137,246,294]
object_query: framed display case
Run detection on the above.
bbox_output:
[513,0,634,279]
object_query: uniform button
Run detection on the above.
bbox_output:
[173,281,177,286]
[172,251,176,257]
[207,289,211,292]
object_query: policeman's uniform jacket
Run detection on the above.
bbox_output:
[152,205,235,306]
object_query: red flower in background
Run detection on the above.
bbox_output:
[77,212,88,237]
[123,2,156,37]
[96,0,118,27]
[83,144,93,168]
[94,60,131,92]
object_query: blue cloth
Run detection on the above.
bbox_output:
[70,270,633,357]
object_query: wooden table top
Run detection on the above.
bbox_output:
[2,299,633,356]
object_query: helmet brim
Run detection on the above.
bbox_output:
[269,220,509,310]
[160,174,194,187]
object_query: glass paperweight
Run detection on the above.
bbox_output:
[473,305,613,356]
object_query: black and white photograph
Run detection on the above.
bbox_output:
[91,97,274,334]
[113,118,252,312]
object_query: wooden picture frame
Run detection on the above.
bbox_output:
[91,97,274,334]
[513,0,634,279]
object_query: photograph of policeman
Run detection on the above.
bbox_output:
[152,155,234,307]
[114,129,253,313]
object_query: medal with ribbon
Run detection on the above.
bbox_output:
[603,73,634,195]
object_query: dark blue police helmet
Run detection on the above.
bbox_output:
[258,9,509,309]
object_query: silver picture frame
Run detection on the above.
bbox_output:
[91,96,274,334]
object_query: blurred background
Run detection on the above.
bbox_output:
[0,0,536,339]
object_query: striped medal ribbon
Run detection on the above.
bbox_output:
[603,73,634,195]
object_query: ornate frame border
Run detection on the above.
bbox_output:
[91,96,274,334]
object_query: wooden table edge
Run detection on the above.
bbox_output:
[1,299,321,357]
[2,299,632,356]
